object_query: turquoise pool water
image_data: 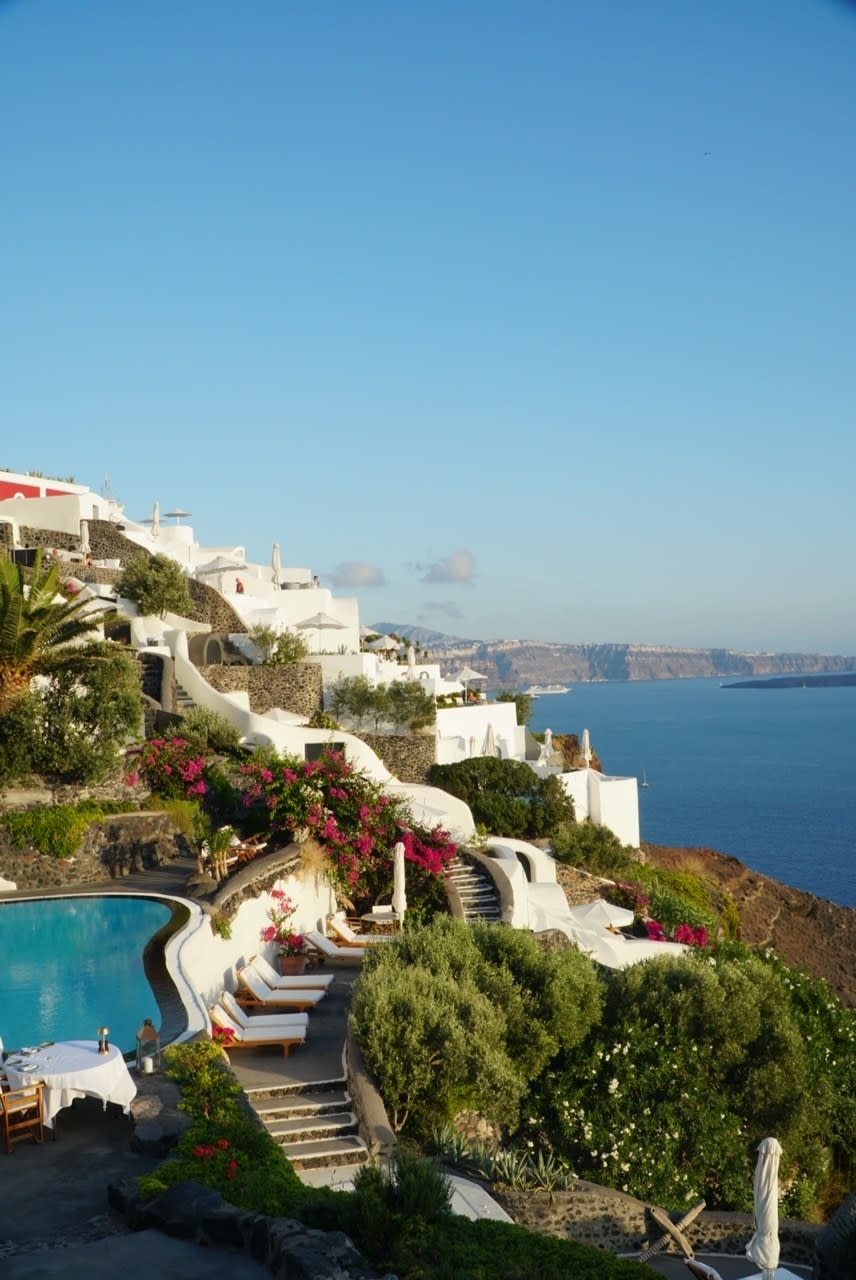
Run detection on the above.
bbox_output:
[0,896,171,1053]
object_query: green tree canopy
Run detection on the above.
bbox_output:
[117,552,193,619]
[427,757,575,839]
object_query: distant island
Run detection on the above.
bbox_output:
[371,623,856,688]
[722,672,856,690]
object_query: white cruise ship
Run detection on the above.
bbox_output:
[525,684,571,696]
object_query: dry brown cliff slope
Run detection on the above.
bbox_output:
[643,843,856,1007]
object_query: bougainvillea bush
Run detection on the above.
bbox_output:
[240,749,457,914]
[126,736,209,801]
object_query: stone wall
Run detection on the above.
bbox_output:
[361,732,436,783]
[0,811,191,889]
[200,663,323,718]
[496,1186,821,1264]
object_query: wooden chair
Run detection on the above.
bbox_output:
[1,1083,45,1154]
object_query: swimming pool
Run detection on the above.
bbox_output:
[0,896,172,1053]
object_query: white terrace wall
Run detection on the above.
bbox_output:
[167,873,338,1036]
[561,769,640,848]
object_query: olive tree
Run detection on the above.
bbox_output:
[117,553,192,619]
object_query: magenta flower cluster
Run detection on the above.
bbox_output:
[241,750,457,905]
[126,736,208,800]
[260,887,305,955]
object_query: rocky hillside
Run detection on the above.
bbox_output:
[371,624,856,685]
[643,843,856,1007]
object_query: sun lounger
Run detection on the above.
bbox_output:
[327,915,395,946]
[218,990,310,1032]
[248,954,335,990]
[236,966,327,1010]
[208,1004,306,1056]
[305,929,367,961]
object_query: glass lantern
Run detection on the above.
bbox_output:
[135,1018,161,1073]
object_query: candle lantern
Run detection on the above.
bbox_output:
[135,1017,161,1073]
[97,1026,110,1054]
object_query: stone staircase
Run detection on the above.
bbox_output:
[245,1081,369,1173]
[446,853,502,923]
[174,681,195,711]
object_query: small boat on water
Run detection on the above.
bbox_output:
[526,684,571,696]
[640,770,649,789]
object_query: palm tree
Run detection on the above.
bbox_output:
[0,550,115,714]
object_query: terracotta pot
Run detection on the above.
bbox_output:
[279,955,307,976]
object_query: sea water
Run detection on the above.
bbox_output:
[529,677,856,908]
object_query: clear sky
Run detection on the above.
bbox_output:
[2,1,854,654]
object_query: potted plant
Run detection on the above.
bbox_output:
[260,888,307,974]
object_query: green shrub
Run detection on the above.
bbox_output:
[179,705,241,753]
[137,1113,303,1215]
[1,802,102,859]
[351,918,601,1138]
[117,553,193,619]
[427,758,574,840]
[550,820,635,875]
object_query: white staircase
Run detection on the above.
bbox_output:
[246,1082,369,1173]
[446,854,502,923]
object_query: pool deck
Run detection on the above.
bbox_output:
[0,863,817,1278]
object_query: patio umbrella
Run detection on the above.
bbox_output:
[79,520,90,555]
[581,727,592,766]
[151,501,160,538]
[568,899,635,930]
[746,1137,782,1279]
[271,542,281,586]
[367,635,398,651]
[482,723,499,757]
[165,507,191,524]
[454,665,487,702]
[392,840,407,921]
[296,611,347,649]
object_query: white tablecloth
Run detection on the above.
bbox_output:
[4,1039,137,1128]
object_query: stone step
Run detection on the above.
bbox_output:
[242,1076,347,1102]
[251,1090,350,1121]
[262,1111,357,1144]
[280,1135,370,1170]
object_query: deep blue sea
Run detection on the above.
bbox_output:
[528,677,856,909]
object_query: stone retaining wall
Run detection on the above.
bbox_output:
[200,663,323,718]
[0,811,191,889]
[495,1187,821,1264]
[361,732,436,783]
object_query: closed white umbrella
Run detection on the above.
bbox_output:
[482,723,498,757]
[392,840,407,922]
[151,501,160,538]
[79,520,91,555]
[271,542,281,586]
[746,1137,782,1280]
[581,727,591,766]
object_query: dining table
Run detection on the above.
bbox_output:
[4,1039,137,1129]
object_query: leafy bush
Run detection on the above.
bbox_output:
[550,820,635,875]
[351,917,601,1137]
[179,705,241,753]
[240,749,456,911]
[427,758,575,840]
[117,552,193,619]
[1,801,104,859]
[126,736,209,800]
[521,946,853,1212]
[387,679,436,731]
[0,643,143,786]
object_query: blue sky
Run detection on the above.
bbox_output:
[2,1,854,654]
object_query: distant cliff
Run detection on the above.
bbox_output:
[371,625,856,686]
